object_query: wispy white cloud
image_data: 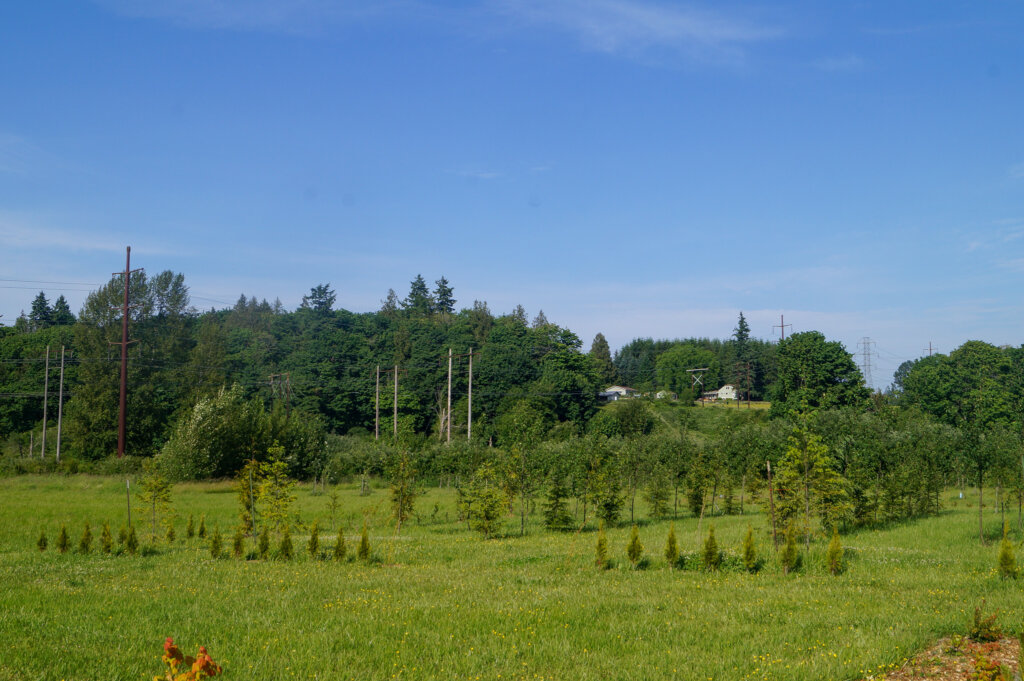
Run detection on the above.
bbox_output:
[493,0,781,62]
[449,169,502,180]
[0,212,186,257]
[813,54,865,73]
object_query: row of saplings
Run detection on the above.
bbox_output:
[36,515,377,563]
[599,521,848,575]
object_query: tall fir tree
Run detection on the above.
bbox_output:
[403,275,433,315]
[51,295,75,325]
[589,332,617,386]
[29,291,52,330]
[433,276,455,316]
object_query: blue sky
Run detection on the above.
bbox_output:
[1,1,1022,388]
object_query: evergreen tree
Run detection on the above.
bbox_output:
[29,291,52,330]
[56,524,69,553]
[742,526,757,573]
[198,515,207,539]
[165,522,175,543]
[232,527,245,558]
[542,472,573,530]
[37,529,48,552]
[664,523,679,567]
[333,530,347,561]
[126,526,139,555]
[308,521,320,558]
[403,275,433,315]
[998,525,1017,579]
[510,304,528,326]
[531,310,549,328]
[257,526,270,559]
[51,295,75,325]
[433,276,455,315]
[210,526,222,559]
[388,453,418,531]
[358,522,370,561]
[702,525,720,571]
[300,283,336,314]
[627,524,644,568]
[186,515,195,539]
[101,523,113,554]
[464,463,506,538]
[595,522,609,568]
[589,332,617,385]
[78,523,92,554]
[278,525,293,560]
[379,288,400,317]
[780,525,799,575]
[118,525,127,545]
[733,312,751,359]
[825,527,844,575]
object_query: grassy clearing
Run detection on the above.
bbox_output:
[0,476,1021,681]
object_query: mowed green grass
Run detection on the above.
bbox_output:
[0,476,1020,681]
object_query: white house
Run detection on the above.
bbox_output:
[599,385,638,402]
[717,385,738,401]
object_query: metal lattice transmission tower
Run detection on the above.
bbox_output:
[857,337,876,388]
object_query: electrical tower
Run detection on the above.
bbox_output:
[773,314,792,342]
[857,337,876,388]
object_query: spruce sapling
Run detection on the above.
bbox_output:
[998,523,1017,579]
[308,520,320,559]
[186,514,195,539]
[56,524,69,553]
[78,522,92,554]
[333,530,347,561]
[210,526,222,559]
[126,526,139,555]
[37,529,48,552]
[627,524,644,569]
[278,525,293,560]
[664,523,679,568]
[780,525,799,575]
[702,525,720,571]
[257,526,270,559]
[232,527,245,558]
[742,525,757,573]
[357,522,370,561]
[100,523,113,554]
[595,522,609,569]
[825,527,844,575]
[198,515,207,538]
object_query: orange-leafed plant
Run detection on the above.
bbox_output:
[158,637,222,680]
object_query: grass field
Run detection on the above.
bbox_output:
[1,475,1020,681]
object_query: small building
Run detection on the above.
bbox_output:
[599,385,638,402]
[717,385,738,401]
[655,390,677,400]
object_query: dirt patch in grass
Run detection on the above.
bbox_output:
[868,636,1020,680]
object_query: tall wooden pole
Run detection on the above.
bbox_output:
[767,459,778,550]
[113,246,139,458]
[393,364,398,439]
[446,348,452,443]
[374,365,380,441]
[56,346,65,463]
[41,345,49,458]
[467,348,473,441]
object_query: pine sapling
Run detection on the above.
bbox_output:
[78,522,92,554]
[702,525,720,571]
[308,520,320,559]
[998,524,1017,579]
[100,523,113,554]
[278,525,293,560]
[825,527,844,576]
[357,522,370,561]
[37,529,48,552]
[56,524,69,553]
[595,522,609,569]
[742,525,757,573]
[198,515,207,539]
[333,530,347,561]
[232,527,245,558]
[627,524,644,569]
[126,526,139,555]
[186,514,195,539]
[780,525,799,575]
[257,526,270,559]
[664,523,679,568]
[210,526,222,559]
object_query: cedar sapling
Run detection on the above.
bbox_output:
[825,527,844,575]
[126,526,139,555]
[198,515,207,539]
[257,526,270,559]
[595,522,609,569]
[308,520,320,559]
[37,529,48,552]
[186,514,195,539]
[664,523,679,568]
[627,524,644,569]
[278,525,293,560]
[702,525,720,571]
[333,530,347,561]
[780,525,799,575]
[166,522,175,544]
[117,524,127,546]
[232,527,245,558]
[56,524,69,553]
[357,522,370,561]
[100,523,113,554]
[742,525,757,573]
[78,522,92,554]
[209,526,222,559]
[998,523,1017,579]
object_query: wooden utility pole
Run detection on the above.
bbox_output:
[773,314,792,342]
[56,346,65,463]
[393,364,399,438]
[112,246,141,458]
[374,365,380,440]
[41,345,49,458]
[467,348,474,441]
[767,460,778,549]
[446,348,453,443]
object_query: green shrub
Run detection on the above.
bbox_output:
[357,523,370,561]
[664,523,678,567]
[308,521,320,558]
[210,526,222,559]
[702,525,720,571]
[37,529,47,552]
[825,527,844,575]
[165,522,176,544]
[117,524,127,546]
[232,527,245,558]
[997,528,1017,579]
[186,514,195,539]
[968,601,1002,642]
[257,526,270,559]
[333,530,347,561]
[198,515,207,539]
[78,523,92,554]
[627,524,644,569]
[126,526,139,555]
[100,523,113,554]
[742,526,757,573]
[56,525,69,553]
[780,525,800,575]
[278,525,293,560]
